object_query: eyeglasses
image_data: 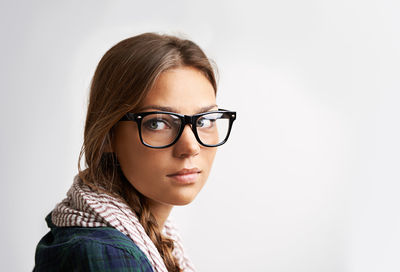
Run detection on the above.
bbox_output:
[119,109,236,148]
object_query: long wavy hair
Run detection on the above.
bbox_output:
[78,32,217,272]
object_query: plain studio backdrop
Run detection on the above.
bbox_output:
[1,1,399,271]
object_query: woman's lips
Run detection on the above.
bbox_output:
[167,168,201,184]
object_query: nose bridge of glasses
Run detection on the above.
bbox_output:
[179,115,198,140]
[179,115,197,134]
[183,115,194,126]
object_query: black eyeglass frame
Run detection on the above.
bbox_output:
[119,109,236,149]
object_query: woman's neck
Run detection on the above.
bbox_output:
[147,199,173,230]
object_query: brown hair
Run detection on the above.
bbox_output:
[78,32,217,271]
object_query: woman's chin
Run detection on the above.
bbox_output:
[171,198,195,206]
[165,192,199,206]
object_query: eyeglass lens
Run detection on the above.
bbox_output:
[140,112,230,147]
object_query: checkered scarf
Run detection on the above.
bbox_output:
[51,176,195,272]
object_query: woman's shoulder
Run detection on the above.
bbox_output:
[34,213,154,272]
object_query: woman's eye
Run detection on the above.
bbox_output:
[144,119,170,130]
[197,118,215,128]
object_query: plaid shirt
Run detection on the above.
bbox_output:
[34,213,154,272]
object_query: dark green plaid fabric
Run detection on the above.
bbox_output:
[33,213,154,272]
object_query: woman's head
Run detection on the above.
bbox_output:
[79,32,218,194]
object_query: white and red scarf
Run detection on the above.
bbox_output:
[51,176,195,272]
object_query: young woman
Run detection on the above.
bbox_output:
[34,32,236,272]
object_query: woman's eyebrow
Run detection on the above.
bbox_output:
[197,104,219,113]
[139,104,218,114]
[139,105,175,112]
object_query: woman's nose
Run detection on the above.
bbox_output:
[172,125,200,158]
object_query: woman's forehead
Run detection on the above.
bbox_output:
[139,67,216,114]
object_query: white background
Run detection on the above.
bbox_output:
[1,1,400,271]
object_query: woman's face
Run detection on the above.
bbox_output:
[113,66,217,207]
